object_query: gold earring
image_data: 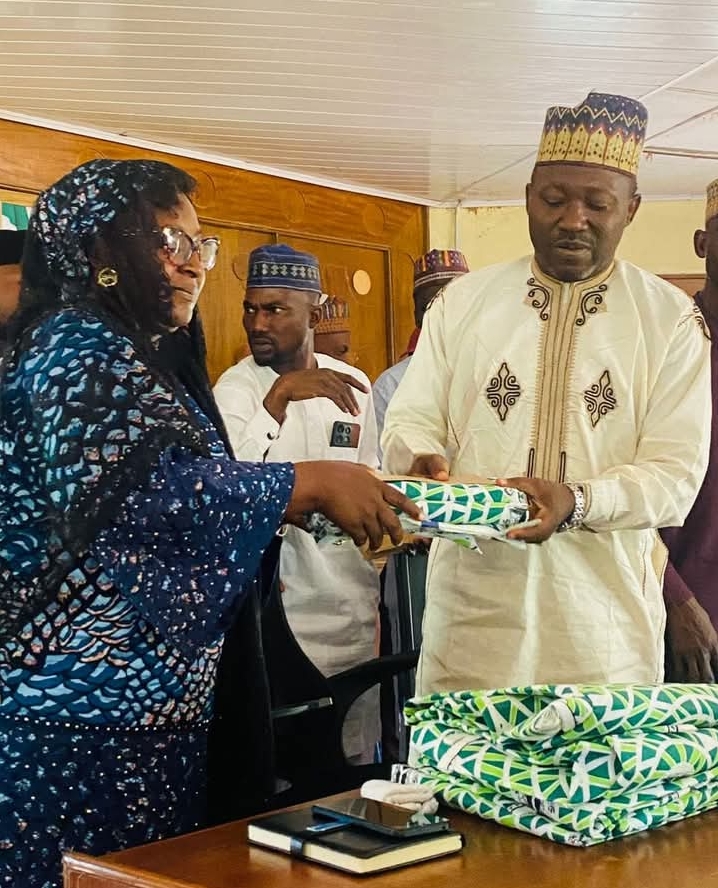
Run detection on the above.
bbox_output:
[96,267,119,288]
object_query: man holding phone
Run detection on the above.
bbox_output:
[214,243,382,764]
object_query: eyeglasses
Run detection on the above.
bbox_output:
[161,226,220,270]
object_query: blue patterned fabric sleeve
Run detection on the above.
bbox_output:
[0,306,293,645]
[21,309,208,519]
[91,447,294,659]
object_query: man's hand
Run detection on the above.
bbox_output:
[666,598,718,682]
[264,368,368,422]
[287,462,422,550]
[498,476,575,544]
[408,453,449,481]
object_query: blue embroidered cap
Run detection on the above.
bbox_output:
[247,243,322,294]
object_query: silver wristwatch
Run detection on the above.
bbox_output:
[558,482,586,532]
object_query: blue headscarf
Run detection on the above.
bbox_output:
[29,158,183,302]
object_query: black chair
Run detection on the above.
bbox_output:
[260,537,420,806]
[393,547,429,655]
[383,547,429,760]
[207,579,277,825]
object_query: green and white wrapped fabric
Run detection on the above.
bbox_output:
[0,201,32,230]
[306,479,531,550]
[387,479,529,531]
[401,685,718,846]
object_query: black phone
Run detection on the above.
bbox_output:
[311,798,449,838]
[329,420,360,448]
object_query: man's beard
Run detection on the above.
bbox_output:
[252,351,275,366]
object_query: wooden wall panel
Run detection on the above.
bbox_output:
[198,223,273,382]
[661,274,705,297]
[0,119,426,382]
[282,235,389,381]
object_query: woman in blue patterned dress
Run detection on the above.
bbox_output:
[0,159,416,888]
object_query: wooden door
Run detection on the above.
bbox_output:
[200,225,277,384]
[282,235,390,381]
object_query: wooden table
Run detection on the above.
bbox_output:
[64,801,718,888]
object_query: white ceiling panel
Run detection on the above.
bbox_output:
[0,0,717,204]
[648,114,718,153]
[625,152,718,200]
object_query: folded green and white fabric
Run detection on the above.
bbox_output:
[401,685,718,846]
[386,479,529,531]
[306,479,531,550]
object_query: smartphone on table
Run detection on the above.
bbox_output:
[311,798,450,839]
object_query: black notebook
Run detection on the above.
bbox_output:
[247,805,464,875]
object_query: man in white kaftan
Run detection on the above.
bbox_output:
[214,243,381,762]
[373,249,469,460]
[382,92,712,694]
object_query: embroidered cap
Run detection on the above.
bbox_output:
[315,296,350,334]
[413,249,469,291]
[247,243,322,294]
[535,91,648,177]
[0,229,25,266]
[706,178,718,224]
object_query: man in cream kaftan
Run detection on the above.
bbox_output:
[382,92,712,695]
[383,258,710,693]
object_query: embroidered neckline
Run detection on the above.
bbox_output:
[529,259,615,294]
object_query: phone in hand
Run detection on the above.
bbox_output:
[311,798,450,839]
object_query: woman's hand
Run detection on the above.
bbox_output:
[287,462,422,550]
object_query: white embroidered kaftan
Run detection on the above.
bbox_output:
[382,257,711,694]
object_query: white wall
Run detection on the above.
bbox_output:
[429,200,706,275]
